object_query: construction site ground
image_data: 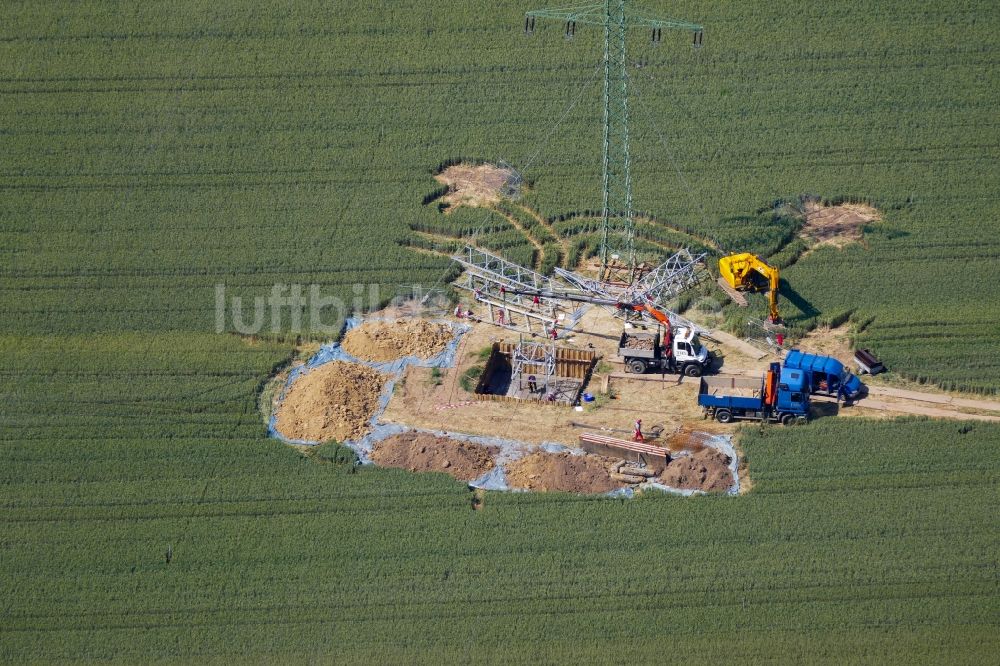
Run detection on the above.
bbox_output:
[271,306,1000,497]
[381,313,725,449]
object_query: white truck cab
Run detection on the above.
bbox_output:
[619,327,711,376]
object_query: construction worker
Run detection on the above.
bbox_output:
[549,321,558,340]
[527,375,538,393]
[454,304,463,319]
[633,419,644,442]
[532,294,540,310]
[665,344,677,374]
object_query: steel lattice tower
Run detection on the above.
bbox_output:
[525,1,703,278]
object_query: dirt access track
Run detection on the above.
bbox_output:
[434,163,513,209]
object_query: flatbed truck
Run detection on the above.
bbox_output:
[698,362,811,425]
[619,328,710,377]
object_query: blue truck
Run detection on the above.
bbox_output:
[698,362,811,425]
[783,350,863,400]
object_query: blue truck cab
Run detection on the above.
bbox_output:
[698,362,811,425]
[783,349,863,400]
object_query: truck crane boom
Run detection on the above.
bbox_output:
[503,287,712,377]
[502,289,673,343]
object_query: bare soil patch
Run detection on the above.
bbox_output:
[274,361,386,443]
[505,451,626,494]
[342,319,453,363]
[660,447,734,493]
[371,431,496,481]
[800,200,879,249]
[797,323,854,366]
[435,163,513,209]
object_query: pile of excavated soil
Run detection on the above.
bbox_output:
[341,319,453,363]
[660,448,734,493]
[371,432,496,481]
[434,163,513,208]
[274,361,386,443]
[505,451,626,494]
[800,201,879,249]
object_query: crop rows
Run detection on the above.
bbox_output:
[1,0,999,661]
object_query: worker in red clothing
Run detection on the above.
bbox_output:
[633,419,644,442]
[532,294,540,309]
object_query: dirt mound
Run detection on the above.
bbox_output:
[435,163,512,209]
[506,451,626,494]
[274,361,386,443]
[800,200,879,249]
[660,448,734,493]
[371,432,496,481]
[342,319,453,363]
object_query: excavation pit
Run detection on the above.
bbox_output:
[474,341,596,406]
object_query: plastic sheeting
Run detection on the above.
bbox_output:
[268,316,470,452]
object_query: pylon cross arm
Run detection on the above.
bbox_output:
[526,4,701,31]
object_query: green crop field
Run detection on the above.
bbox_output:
[1,0,998,662]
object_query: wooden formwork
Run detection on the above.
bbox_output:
[496,342,595,379]
[475,342,597,404]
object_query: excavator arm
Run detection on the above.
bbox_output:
[718,253,781,323]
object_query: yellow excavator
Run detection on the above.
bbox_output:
[718,253,781,323]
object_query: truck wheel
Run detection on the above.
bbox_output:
[716,409,733,424]
[684,364,703,377]
[795,415,808,425]
[628,359,646,374]
[780,413,795,426]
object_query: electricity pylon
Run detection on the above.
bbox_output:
[525,2,703,280]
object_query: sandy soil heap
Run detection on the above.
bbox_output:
[342,319,453,363]
[371,432,496,481]
[800,200,879,249]
[660,448,734,493]
[434,163,513,209]
[274,361,386,443]
[506,451,626,494]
